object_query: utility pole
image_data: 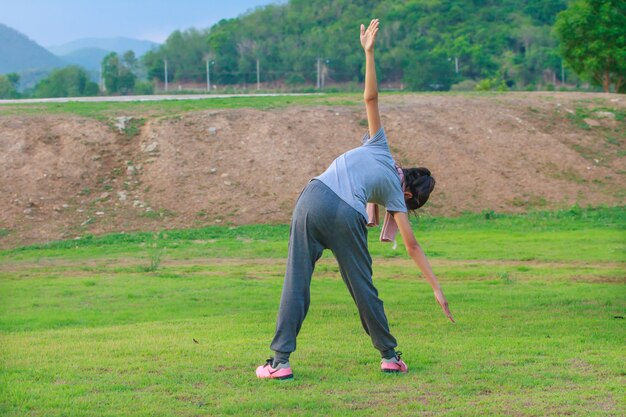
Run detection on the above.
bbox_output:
[206,58,210,92]
[455,57,459,74]
[205,56,213,92]
[256,58,260,90]
[321,59,329,89]
[164,58,168,92]
[316,57,321,89]
[561,61,565,85]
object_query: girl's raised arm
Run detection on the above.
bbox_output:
[360,19,381,137]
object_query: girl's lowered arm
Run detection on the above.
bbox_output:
[360,19,382,137]
[393,211,455,323]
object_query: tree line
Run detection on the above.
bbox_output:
[146,0,623,92]
[1,0,624,99]
[144,0,570,91]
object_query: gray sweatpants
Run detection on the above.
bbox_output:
[270,179,397,361]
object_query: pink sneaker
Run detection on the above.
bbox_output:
[255,358,294,380]
[381,351,408,373]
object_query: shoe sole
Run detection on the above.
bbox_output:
[259,373,294,380]
[381,369,407,374]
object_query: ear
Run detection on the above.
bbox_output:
[404,191,413,199]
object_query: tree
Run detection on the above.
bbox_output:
[102,52,121,93]
[0,72,19,98]
[524,0,568,25]
[555,0,626,92]
[102,51,137,94]
[403,51,457,91]
[142,29,209,84]
[122,51,138,70]
[34,66,98,98]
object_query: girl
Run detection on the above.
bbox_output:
[256,19,454,380]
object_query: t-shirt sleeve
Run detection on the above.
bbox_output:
[362,127,407,213]
[361,127,388,149]
[385,186,408,213]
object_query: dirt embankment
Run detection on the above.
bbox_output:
[1,93,624,249]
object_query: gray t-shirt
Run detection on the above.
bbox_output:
[315,128,407,220]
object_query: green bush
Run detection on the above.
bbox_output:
[476,77,509,92]
[476,77,509,91]
[134,81,154,95]
[475,78,494,91]
[451,80,478,91]
[34,66,99,98]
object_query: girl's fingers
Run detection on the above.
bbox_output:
[444,306,455,322]
[362,19,379,40]
[364,19,378,29]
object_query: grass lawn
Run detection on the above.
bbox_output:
[1,206,624,416]
[0,93,363,120]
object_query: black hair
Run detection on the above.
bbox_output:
[402,167,435,211]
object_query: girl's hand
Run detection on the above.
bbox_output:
[360,19,379,52]
[434,288,455,323]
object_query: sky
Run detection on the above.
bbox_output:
[1,0,285,47]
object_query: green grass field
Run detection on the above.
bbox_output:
[1,206,624,416]
[0,93,362,120]
[0,91,554,120]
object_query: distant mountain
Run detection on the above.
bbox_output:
[0,23,66,74]
[59,47,111,72]
[47,37,159,58]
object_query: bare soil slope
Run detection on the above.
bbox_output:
[1,93,624,248]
